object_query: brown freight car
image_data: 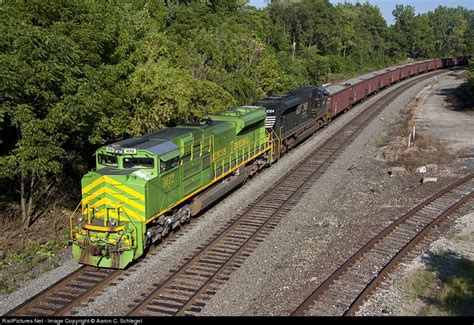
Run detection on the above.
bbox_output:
[325,84,352,117]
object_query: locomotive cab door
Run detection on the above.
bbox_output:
[158,151,181,207]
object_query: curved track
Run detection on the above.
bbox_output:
[5,70,446,317]
[292,173,473,316]
[4,229,190,316]
[126,71,446,316]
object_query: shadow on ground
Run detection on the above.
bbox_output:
[420,249,474,316]
[439,83,474,112]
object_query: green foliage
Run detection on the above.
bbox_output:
[436,259,474,316]
[467,61,474,98]
[393,5,471,59]
[0,237,69,293]
[0,0,473,227]
[128,60,236,134]
[404,254,474,316]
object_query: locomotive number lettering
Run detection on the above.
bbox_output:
[213,147,227,161]
[232,138,250,151]
[163,173,175,189]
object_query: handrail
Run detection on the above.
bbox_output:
[69,200,83,240]
[71,200,138,250]
[213,131,271,172]
[117,206,138,249]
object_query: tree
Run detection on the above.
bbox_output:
[428,7,468,56]
[467,60,474,98]
[0,0,168,227]
[1,0,472,230]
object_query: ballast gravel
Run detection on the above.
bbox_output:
[0,70,457,316]
[200,71,462,316]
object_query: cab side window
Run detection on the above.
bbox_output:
[160,157,179,173]
[99,154,118,167]
[123,157,154,169]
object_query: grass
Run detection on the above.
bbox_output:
[0,230,70,294]
[405,269,438,300]
[373,132,389,148]
[435,259,474,316]
[403,252,474,316]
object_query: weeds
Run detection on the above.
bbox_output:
[403,252,474,316]
[405,269,438,300]
[373,132,389,148]
[384,99,453,170]
[436,259,474,315]
[0,235,69,294]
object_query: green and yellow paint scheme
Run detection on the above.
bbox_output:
[70,106,274,268]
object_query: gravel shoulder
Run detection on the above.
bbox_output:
[415,70,474,153]
[356,69,473,316]
[200,70,463,316]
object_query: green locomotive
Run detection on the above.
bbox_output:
[70,106,275,268]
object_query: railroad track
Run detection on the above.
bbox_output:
[126,72,446,316]
[4,228,191,317]
[292,173,473,316]
[4,266,121,316]
[4,71,444,317]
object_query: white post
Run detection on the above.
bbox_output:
[292,41,296,61]
[407,133,412,147]
[412,124,416,140]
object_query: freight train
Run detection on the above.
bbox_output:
[70,56,467,268]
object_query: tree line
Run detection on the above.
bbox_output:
[0,0,472,228]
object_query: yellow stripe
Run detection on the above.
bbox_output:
[82,176,105,194]
[90,198,145,221]
[82,175,144,202]
[83,224,125,232]
[103,176,144,201]
[83,187,144,212]
[105,188,144,212]
[146,145,272,224]
[83,187,105,206]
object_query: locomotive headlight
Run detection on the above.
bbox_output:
[109,220,116,227]
[78,216,84,222]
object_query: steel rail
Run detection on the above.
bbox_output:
[292,173,473,316]
[127,71,447,317]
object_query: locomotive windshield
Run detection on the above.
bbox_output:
[123,157,154,169]
[98,154,118,167]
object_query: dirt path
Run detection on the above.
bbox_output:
[415,70,474,153]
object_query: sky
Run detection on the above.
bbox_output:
[248,0,474,25]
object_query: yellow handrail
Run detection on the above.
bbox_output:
[212,130,273,176]
[117,206,138,249]
[69,200,83,239]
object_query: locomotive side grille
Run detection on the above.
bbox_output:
[265,115,276,128]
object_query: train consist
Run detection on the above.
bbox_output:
[70,56,467,268]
